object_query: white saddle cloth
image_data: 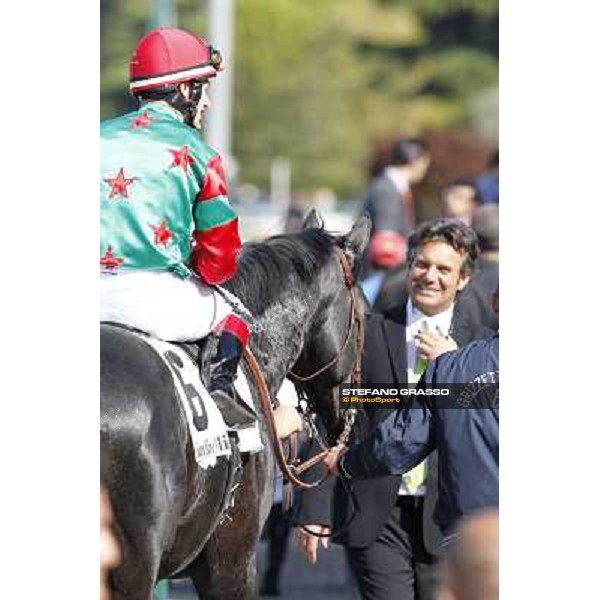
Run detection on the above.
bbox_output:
[139,334,299,468]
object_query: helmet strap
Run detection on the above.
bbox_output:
[179,80,207,128]
[135,81,205,128]
[170,87,197,126]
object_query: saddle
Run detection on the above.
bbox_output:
[102,321,342,497]
[101,322,263,462]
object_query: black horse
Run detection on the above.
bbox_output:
[100,212,370,599]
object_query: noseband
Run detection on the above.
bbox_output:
[243,247,364,490]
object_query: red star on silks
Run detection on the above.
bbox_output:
[100,245,124,270]
[130,111,155,130]
[104,168,135,199]
[169,145,195,174]
[150,218,173,247]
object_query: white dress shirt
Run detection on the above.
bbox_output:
[406,298,455,384]
[398,298,455,496]
[383,166,409,196]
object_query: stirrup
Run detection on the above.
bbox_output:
[211,389,257,430]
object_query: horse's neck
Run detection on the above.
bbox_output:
[250,289,317,394]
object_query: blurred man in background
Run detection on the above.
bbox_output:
[437,510,499,600]
[362,137,431,242]
[359,231,407,306]
[100,485,121,600]
[471,205,499,298]
[467,204,499,330]
[359,136,429,303]
[440,179,481,226]
[475,150,499,205]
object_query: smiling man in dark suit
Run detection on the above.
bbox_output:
[294,219,492,600]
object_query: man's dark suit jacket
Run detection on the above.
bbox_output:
[362,173,412,237]
[469,257,499,330]
[295,296,492,557]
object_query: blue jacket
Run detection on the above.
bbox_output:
[343,332,499,535]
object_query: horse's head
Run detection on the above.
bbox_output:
[289,211,371,444]
[225,212,370,444]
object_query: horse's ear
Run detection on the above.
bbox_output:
[340,214,371,257]
[302,209,324,230]
[338,214,371,276]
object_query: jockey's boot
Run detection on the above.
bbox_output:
[207,314,257,430]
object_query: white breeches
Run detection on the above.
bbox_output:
[100,270,234,342]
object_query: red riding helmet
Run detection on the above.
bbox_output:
[129,27,222,95]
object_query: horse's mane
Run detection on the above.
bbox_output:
[225,228,337,315]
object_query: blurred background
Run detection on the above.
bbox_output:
[101,0,498,240]
[101,2,498,597]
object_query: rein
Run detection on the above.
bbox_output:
[242,248,364,490]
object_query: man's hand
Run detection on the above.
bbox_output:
[273,404,303,439]
[416,330,458,361]
[323,444,348,474]
[294,525,330,564]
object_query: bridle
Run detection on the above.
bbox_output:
[288,248,362,386]
[242,247,364,490]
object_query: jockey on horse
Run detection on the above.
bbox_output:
[100,27,257,429]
